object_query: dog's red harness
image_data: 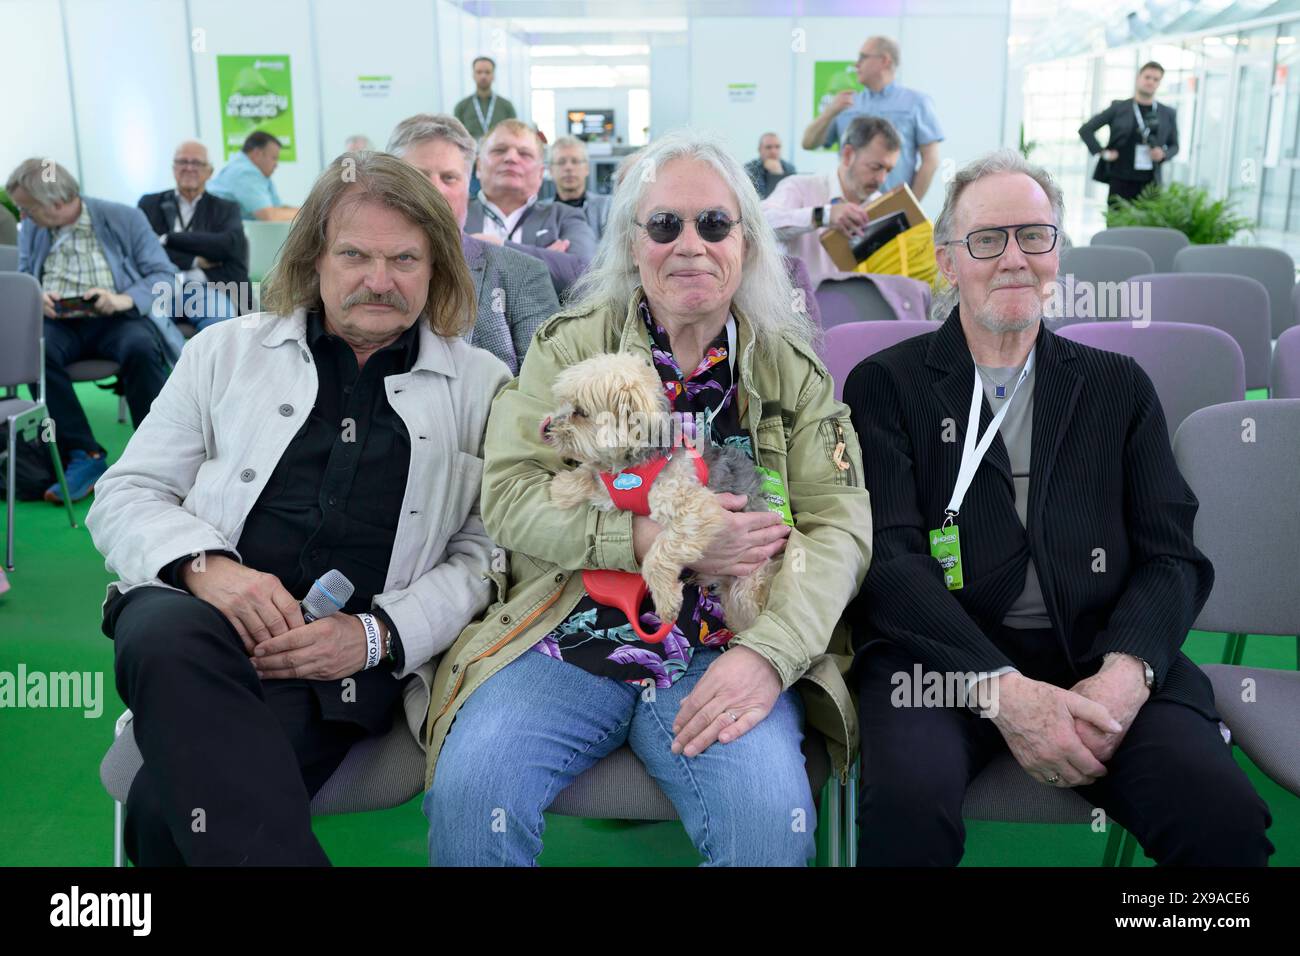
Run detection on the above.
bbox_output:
[586,442,710,643]
[597,443,710,516]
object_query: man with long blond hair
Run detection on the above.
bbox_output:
[86,152,512,866]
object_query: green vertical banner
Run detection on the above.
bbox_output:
[812,60,862,150]
[217,55,296,160]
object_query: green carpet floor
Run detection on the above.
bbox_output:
[1,382,1294,867]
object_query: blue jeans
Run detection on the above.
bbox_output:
[179,282,237,332]
[424,647,816,866]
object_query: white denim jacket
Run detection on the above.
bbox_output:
[86,308,512,743]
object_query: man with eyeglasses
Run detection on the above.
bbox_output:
[762,115,901,288]
[548,135,610,241]
[842,149,1272,866]
[801,35,943,199]
[139,140,249,328]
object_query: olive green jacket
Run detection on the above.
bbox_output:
[424,289,872,786]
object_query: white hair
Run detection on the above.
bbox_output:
[932,148,1069,321]
[564,129,813,352]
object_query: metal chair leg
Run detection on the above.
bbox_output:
[845,756,859,868]
[1220,633,1240,664]
[1102,823,1126,866]
[825,775,842,867]
[117,394,127,424]
[1118,828,1139,866]
[4,428,14,572]
[113,800,125,867]
[46,434,77,528]
[1231,633,1247,666]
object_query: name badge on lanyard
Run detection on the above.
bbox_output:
[1132,101,1156,171]
[930,350,1035,590]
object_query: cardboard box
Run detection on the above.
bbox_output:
[820,183,928,272]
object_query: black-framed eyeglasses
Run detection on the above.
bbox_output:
[945,223,1059,260]
[173,159,210,169]
[635,210,742,244]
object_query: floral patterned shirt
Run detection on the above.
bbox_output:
[530,300,753,686]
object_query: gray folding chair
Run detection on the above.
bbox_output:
[1091,226,1189,273]
[65,359,128,424]
[1174,399,1300,667]
[1173,244,1297,339]
[1058,322,1245,442]
[820,319,936,401]
[1132,272,1272,390]
[1056,246,1155,324]
[0,243,18,272]
[0,272,76,570]
[1201,665,1300,798]
[1273,326,1300,399]
[244,220,293,284]
[101,705,426,867]
[814,274,929,329]
[548,731,841,865]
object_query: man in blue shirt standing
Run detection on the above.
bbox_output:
[802,35,943,199]
[208,131,299,221]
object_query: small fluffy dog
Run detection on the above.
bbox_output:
[541,352,777,631]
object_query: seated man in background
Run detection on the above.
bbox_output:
[208,131,299,222]
[86,152,511,866]
[465,119,596,297]
[7,158,175,502]
[761,115,900,289]
[547,135,610,241]
[388,113,558,373]
[843,149,1272,866]
[139,139,249,329]
[745,132,796,200]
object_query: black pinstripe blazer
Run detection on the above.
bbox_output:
[843,309,1216,715]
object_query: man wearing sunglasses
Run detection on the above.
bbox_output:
[138,140,249,328]
[842,149,1272,866]
[762,115,901,288]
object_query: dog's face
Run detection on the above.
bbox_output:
[541,353,670,469]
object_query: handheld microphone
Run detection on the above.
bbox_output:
[301,569,355,623]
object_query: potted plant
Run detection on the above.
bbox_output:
[1103,182,1252,244]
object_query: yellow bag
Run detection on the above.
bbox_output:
[856,220,939,289]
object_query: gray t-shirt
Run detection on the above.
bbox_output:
[976,350,1052,629]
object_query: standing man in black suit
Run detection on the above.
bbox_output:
[139,140,249,328]
[843,149,1272,867]
[1079,62,1179,207]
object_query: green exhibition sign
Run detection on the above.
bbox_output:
[218,54,296,160]
[812,60,862,150]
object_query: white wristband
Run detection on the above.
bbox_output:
[358,613,382,670]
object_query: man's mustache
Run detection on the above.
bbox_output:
[342,289,409,312]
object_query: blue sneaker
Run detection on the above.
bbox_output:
[45,449,107,503]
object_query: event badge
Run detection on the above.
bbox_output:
[756,467,795,527]
[929,524,964,590]
[1133,144,1154,171]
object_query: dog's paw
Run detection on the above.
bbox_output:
[550,469,596,508]
[650,580,684,626]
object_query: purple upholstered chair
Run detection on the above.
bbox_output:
[1273,326,1300,399]
[1131,272,1271,390]
[783,255,822,330]
[1058,322,1245,441]
[1090,226,1188,273]
[814,273,931,329]
[1173,244,1297,339]
[821,319,936,401]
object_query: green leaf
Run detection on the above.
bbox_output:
[1102,182,1252,245]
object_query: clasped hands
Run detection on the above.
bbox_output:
[180,554,373,680]
[983,654,1150,788]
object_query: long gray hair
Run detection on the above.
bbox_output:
[931,148,1068,321]
[564,129,814,353]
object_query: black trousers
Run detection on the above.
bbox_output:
[1107,177,1154,205]
[106,586,370,866]
[855,639,1274,866]
[39,311,169,456]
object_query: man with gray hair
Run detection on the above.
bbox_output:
[7,158,175,502]
[387,113,557,373]
[801,35,943,198]
[842,149,1272,866]
[744,132,795,200]
[547,135,610,240]
[762,114,901,287]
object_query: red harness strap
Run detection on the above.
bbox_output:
[598,443,710,516]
